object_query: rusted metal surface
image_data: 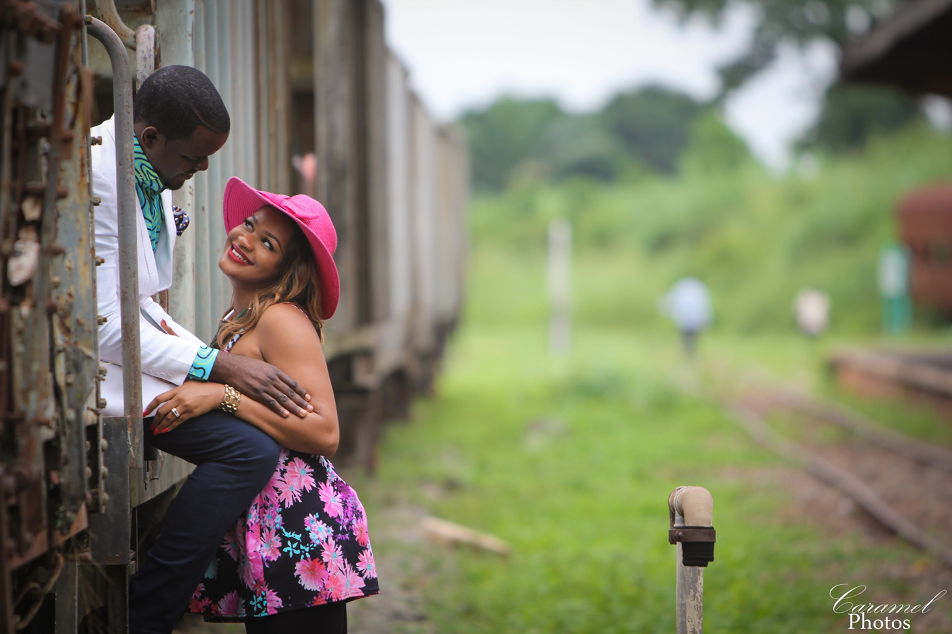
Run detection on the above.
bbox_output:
[133,22,153,89]
[898,183,952,313]
[88,416,130,565]
[93,0,135,48]
[1,0,91,574]
[0,1,109,629]
[87,15,142,468]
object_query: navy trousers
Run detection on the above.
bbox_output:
[129,410,280,634]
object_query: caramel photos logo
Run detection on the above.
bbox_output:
[830,584,947,631]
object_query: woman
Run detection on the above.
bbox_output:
[146,177,378,633]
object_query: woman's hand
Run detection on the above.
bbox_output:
[146,381,226,435]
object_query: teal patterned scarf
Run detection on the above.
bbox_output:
[133,135,165,253]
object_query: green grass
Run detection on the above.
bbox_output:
[348,126,952,632]
[347,243,950,634]
[357,324,939,633]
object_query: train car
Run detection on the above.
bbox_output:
[0,0,468,630]
[898,183,952,314]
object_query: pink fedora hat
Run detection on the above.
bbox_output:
[222,176,340,319]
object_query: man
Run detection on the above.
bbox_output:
[91,65,307,634]
[660,277,712,358]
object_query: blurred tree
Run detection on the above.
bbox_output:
[600,85,703,174]
[534,115,627,182]
[651,0,900,95]
[798,83,922,152]
[651,0,922,152]
[679,110,753,174]
[460,97,564,191]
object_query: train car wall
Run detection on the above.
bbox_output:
[0,2,104,631]
[409,93,439,392]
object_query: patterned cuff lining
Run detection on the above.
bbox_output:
[187,346,219,381]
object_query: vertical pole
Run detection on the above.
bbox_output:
[86,17,143,468]
[676,545,704,634]
[547,218,571,355]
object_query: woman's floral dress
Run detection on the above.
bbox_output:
[188,328,379,622]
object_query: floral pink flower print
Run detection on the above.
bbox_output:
[331,563,365,599]
[357,550,376,579]
[318,481,343,518]
[241,527,265,590]
[189,583,212,612]
[218,590,245,618]
[294,557,329,591]
[324,573,345,602]
[285,458,317,492]
[222,527,240,561]
[185,448,379,620]
[321,539,345,573]
[354,515,369,547]
[276,476,303,509]
[305,514,334,543]
[261,583,284,615]
[254,501,283,531]
[259,527,282,562]
[256,472,283,509]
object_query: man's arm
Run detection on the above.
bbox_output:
[208,351,312,418]
[93,163,199,385]
[140,296,310,416]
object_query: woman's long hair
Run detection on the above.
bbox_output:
[216,217,324,347]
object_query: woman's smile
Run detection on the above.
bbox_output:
[228,244,252,265]
[219,206,296,290]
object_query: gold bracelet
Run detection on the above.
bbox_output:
[220,384,241,413]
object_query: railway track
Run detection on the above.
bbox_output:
[727,385,952,568]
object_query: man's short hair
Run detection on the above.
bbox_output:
[133,65,230,141]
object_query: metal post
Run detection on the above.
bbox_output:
[86,17,144,468]
[668,486,716,634]
[547,218,571,355]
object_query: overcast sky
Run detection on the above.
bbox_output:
[379,0,839,170]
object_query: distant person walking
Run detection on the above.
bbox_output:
[793,288,830,338]
[660,277,712,358]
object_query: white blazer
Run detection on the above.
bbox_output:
[91,115,206,416]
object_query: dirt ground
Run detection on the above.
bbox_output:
[721,459,952,633]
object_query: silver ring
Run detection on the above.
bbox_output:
[171,407,181,418]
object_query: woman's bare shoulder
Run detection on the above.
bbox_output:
[254,303,322,363]
[257,302,315,331]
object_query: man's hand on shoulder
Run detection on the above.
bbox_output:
[209,351,312,418]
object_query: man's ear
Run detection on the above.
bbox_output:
[139,125,162,150]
